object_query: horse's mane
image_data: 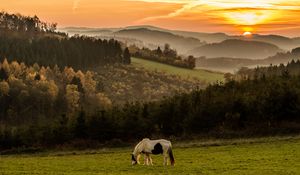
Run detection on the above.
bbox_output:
[134,138,150,152]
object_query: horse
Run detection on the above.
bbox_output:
[131,138,175,166]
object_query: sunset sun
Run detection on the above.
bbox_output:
[243,31,252,36]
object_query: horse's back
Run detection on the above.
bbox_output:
[148,139,172,148]
[157,139,172,145]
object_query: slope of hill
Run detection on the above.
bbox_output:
[196,57,259,73]
[172,31,230,43]
[248,34,300,50]
[114,28,205,54]
[189,39,283,60]
[196,49,300,73]
[131,57,224,83]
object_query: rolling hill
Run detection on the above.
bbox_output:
[114,28,205,54]
[196,48,300,73]
[248,34,300,50]
[59,27,205,54]
[188,39,283,60]
[59,25,300,53]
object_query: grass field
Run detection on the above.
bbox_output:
[131,57,224,83]
[1,137,300,175]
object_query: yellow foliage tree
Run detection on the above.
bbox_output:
[66,84,80,116]
[0,81,9,96]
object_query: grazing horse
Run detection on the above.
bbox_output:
[131,138,175,166]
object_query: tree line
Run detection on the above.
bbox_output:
[131,44,196,69]
[0,11,58,35]
[229,59,300,81]
[0,11,130,69]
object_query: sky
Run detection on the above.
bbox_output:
[1,0,300,36]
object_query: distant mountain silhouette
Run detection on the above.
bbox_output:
[59,25,300,54]
[247,34,300,50]
[171,31,230,43]
[188,39,283,59]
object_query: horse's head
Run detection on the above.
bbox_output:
[131,153,138,165]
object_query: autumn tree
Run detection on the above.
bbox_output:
[66,84,80,118]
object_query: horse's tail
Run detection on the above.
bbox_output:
[168,146,175,166]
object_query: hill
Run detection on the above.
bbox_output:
[249,34,300,50]
[131,57,224,83]
[172,31,300,50]
[172,31,230,43]
[189,39,283,60]
[196,47,300,73]
[196,57,259,73]
[114,28,205,54]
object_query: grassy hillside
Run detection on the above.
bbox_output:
[1,136,299,175]
[132,57,224,83]
[93,64,206,103]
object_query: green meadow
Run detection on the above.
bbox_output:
[131,57,224,83]
[1,137,300,175]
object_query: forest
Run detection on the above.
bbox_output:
[1,59,300,149]
[0,12,129,69]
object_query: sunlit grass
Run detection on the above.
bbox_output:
[1,137,300,175]
[131,57,224,83]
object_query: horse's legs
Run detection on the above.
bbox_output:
[143,154,147,165]
[146,153,152,165]
[137,154,141,164]
[149,155,153,165]
[143,154,146,165]
[163,155,168,166]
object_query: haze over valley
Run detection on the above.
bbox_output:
[60,25,300,72]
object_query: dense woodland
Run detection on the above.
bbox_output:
[131,44,196,69]
[0,59,203,149]
[1,59,300,149]
[0,12,129,69]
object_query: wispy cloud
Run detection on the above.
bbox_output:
[136,1,203,22]
[132,0,300,26]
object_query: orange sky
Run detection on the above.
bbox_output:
[1,0,300,36]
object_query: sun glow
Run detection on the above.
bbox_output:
[224,11,273,25]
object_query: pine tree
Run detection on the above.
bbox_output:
[123,47,131,64]
[0,68,8,80]
[156,46,162,56]
[74,110,87,139]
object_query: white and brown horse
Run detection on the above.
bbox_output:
[131,138,175,166]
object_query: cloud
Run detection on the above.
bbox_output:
[136,1,203,22]
[132,0,300,27]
